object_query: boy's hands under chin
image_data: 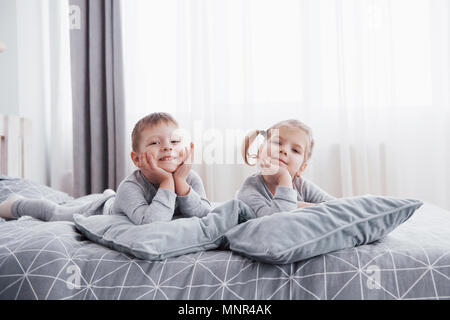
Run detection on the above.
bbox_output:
[173,142,194,196]
[140,152,175,192]
[259,157,293,188]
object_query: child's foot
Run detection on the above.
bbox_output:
[102,189,116,198]
[0,194,24,219]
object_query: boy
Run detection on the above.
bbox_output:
[0,113,211,224]
[112,112,211,224]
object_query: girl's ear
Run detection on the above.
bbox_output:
[297,162,308,177]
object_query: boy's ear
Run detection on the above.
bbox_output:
[131,151,140,168]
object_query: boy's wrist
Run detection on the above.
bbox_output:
[159,176,175,192]
[174,178,190,196]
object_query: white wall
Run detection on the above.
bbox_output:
[16,0,50,186]
[0,0,19,116]
[0,0,49,186]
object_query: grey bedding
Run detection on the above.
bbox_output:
[1,201,450,300]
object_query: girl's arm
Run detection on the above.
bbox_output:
[300,177,336,203]
[297,201,316,208]
[237,185,298,218]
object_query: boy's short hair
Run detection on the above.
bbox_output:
[131,112,179,152]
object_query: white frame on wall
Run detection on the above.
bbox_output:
[0,114,32,179]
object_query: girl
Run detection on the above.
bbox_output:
[236,119,335,218]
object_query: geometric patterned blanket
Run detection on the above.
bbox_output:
[1,202,450,299]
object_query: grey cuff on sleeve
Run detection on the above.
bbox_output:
[176,187,211,217]
[153,188,177,211]
[176,187,197,208]
[273,186,298,209]
[11,199,24,218]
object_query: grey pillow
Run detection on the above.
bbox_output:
[223,195,423,264]
[73,199,254,260]
[0,175,73,204]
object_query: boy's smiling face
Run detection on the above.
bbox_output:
[133,122,185,173]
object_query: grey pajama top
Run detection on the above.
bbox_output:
[111,170,211,224]
[236,173,336,218]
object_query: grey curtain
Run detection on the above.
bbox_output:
[69,0,126,197]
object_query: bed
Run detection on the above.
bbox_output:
[1,114,450,300]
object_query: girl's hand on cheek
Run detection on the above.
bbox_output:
[259,157,292,187]
[258,157,278,176]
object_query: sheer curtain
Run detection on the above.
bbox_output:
[120,0,450,209]
[16,0,74,194]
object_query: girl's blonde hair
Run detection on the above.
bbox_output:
[241,119,315,166]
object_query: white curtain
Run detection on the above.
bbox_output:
[16,0,74,195]
[120,0,450,210]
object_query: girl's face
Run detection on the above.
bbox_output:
[134,122,185,173]
[258,126,309,178]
